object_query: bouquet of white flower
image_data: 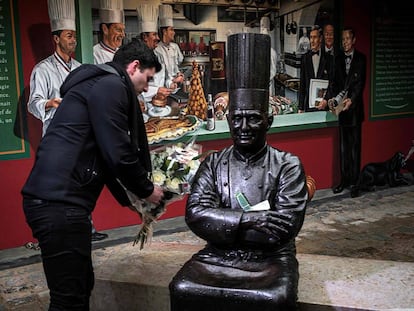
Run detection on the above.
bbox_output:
[125,137,204,249]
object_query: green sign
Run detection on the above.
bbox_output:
[0,0,29,160]
[371,1,414,119]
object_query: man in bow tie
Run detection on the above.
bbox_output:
[298,25,334,112]
[326,27,367,194]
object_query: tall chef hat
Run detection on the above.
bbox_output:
[136,4,159,33]
[99,0,124,24]
[227,33,270,112]
[159,4,173,28]
[260,16,270,35]
[47,0,76,32]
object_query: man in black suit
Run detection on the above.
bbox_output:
[21,40,165,310]
[327,27,367,193]
[298,25,333,113]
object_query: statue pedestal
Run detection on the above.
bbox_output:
[90,242,203,311]
[89,241,414,310]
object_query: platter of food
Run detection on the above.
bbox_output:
[147,105,172,117]
[145,115,202,144]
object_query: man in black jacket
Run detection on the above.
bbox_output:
[298,25,333,112]
[327,27,367,193]
[22,40,164,310]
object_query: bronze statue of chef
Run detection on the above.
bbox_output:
[169,33,308,311]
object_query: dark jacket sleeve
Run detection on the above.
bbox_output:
[347,51,366,106]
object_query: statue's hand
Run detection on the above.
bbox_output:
[241,210,293,237]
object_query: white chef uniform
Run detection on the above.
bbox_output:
[28,0,80,136]
[93,0,124,64]
[154,5,184,88]
[137,4,166,104]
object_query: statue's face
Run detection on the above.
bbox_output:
[227,109,270,152]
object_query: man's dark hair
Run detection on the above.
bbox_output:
[140,32,151,41]
[52,30,63,37]
[311,25,322,37]
[113,38,161,72]
[97,23,113,41]
[99,23,113,32]
[159,26,168,39]
[343,26,355,39]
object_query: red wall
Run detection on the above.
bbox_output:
[0,0,413,250]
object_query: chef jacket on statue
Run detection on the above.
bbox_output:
[169,33,308,311]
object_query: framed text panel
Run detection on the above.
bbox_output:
[371,0,414,119]
[0,0,29,160]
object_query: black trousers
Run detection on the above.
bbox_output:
[339,124,362,185]
[23,198,94,311]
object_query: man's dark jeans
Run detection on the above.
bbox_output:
[23,198,94,311]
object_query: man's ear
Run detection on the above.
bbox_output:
[134,60,141,70]
[53,35,60,45]
[126,60,140,75]
[102,24,109,35]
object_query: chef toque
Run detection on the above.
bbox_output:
[48,0,76,32]
[159,4,174,28]
[260,16,270,35]
[227,33,270,113]
[136,4,159,33]
[99,0,124,24]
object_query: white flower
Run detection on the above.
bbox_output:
[165,177,181,192]
[187,159,200,170]
[132,139,206,249]
[152,170,166,186]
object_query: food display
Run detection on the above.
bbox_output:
[186,61,208,120]
[285,78,300,91]
[269,95,298,115]
[152,94,167,107]
[145,115,201,144]
[213,92,228,120]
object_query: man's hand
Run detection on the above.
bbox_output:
[145,185,164,205]
[317,99,328,110]
[45,98,62,111]
[172,72,184,85]
[342,98,352,111]
[157,87,173,97]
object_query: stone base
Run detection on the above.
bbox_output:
[90,242,414,311]
[90,243,202,311]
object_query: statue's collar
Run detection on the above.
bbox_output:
[233,144,268,163]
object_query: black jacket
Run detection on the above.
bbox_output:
[22,62,153,210]
[299,49,333,112]
[326,49,366,126]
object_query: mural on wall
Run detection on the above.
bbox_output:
[175,30,215,56]
[0,0,30,160]
[297,25,312,54]
[371,0,414,119]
